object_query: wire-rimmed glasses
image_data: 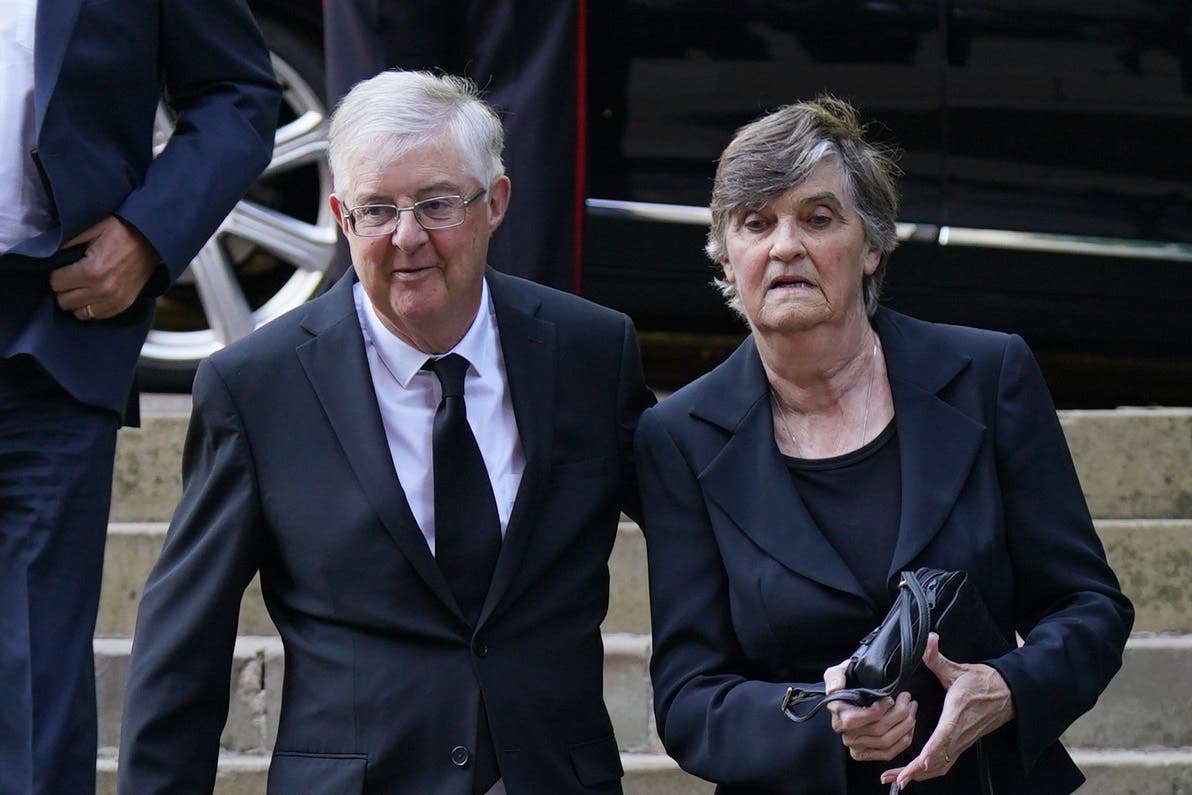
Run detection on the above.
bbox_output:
[343,189,487,236]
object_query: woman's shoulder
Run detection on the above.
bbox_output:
[644,335,763,426]
[878,307,1031,365]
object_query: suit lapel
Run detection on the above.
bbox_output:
[478,270,555,624]
[875,310,987,578]
[295,274,461,619]
[692,339,867,601]
[34,0,84,131]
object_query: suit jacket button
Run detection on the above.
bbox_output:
[472,639,488,657]
[451,745,470,767]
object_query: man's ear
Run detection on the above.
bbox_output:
[330,194,350,234]
[486,175,512,232]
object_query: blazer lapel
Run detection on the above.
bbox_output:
[477,270,556,624]
[692,338,867,601]
[875,310,987,578]
[34,0,84,131]
[295,274,461,618]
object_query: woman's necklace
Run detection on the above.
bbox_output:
[771,334,880,456]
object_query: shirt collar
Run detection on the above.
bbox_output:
[355,277,498,388]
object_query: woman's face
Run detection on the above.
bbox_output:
[721,160,880,336]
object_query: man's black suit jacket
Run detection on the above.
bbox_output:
[635,308,1134,794]
[119,269,656,795]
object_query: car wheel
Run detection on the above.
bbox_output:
[137,17,338,391]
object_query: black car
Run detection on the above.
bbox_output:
[143,1,1192,406]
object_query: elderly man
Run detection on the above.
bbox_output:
[118,70,655,795]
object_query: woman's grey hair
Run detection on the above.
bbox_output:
[707,95,901,317]
[328,70,505,202]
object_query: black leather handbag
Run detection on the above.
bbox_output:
[779,568,1011,792]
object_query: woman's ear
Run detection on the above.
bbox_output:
[721,257,736,283]
[863,245,880,276]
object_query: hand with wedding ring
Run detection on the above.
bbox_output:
[49,215,159,322]
[880,633,1016,790]
[823,660,918,763]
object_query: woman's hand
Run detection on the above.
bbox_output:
[824,660,918,762]
[881,633,1016,790]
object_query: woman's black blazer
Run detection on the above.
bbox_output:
[635,308,1134,794]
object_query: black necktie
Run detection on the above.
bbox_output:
[423,353,502,624]
[423,353,501,793]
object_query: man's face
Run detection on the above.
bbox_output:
[331,136,510,353]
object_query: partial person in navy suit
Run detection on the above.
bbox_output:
[324,0,585,292]
[0,2,279,793]
[634,97,1133,794]
[118,71,654,795]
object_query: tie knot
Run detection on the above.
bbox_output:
[423,353,470,398]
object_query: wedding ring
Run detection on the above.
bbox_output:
[944,753,952,764]
[85,304,95,320]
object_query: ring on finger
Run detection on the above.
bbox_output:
[84,304,95,320]
[944,753,952,764]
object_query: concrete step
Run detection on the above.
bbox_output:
[1098,520,1192,634]
[94,634,662,758]
[1060,408,1192,520]
[1069,749,1192,795]
[96,632,1192,761]
[95,748,1192,795]
[112,405,1192,525]
[1063,635,1192,750]
[99,517,1192,640]
[111,408,187,524]
[99,524,274,638]
[99,521,651,638]
[96,752,716,795]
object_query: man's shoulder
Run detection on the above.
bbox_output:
[489,270,630,331]
[204,284,350,379]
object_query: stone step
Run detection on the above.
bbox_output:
[1062,635,1192,750]
[96,752,716,795]
[111,405,1192,524]
[1098,519,1192,634]
[111,407,187,524]
[1061,408,1192,520]
[98,521,651,637]
[94,634,662,758]
[1069,749,1192,795]
[99,517,1192,640]
[96,632,1192,760]
[95,748,1192,795]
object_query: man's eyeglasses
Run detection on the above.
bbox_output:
[343,189,487,236]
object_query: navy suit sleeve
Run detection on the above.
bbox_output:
[117,0,280,279]
[985,335,1134,771]
[636,409,842,792]
[118,359,264,795]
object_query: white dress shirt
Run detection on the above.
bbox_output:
[355,278,518,795]
[0,0,53,251]
[354,277,525,556]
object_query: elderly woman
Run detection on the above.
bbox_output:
[634,96,1133,794]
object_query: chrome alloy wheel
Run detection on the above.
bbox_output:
[139,45,337,384]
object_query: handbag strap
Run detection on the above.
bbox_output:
[780,571,933,723]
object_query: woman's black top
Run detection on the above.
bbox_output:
[781,419,977,794]
[782,419,900,607]
[784,420,904,795]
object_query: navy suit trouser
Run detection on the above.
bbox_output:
[0,356,118,795]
